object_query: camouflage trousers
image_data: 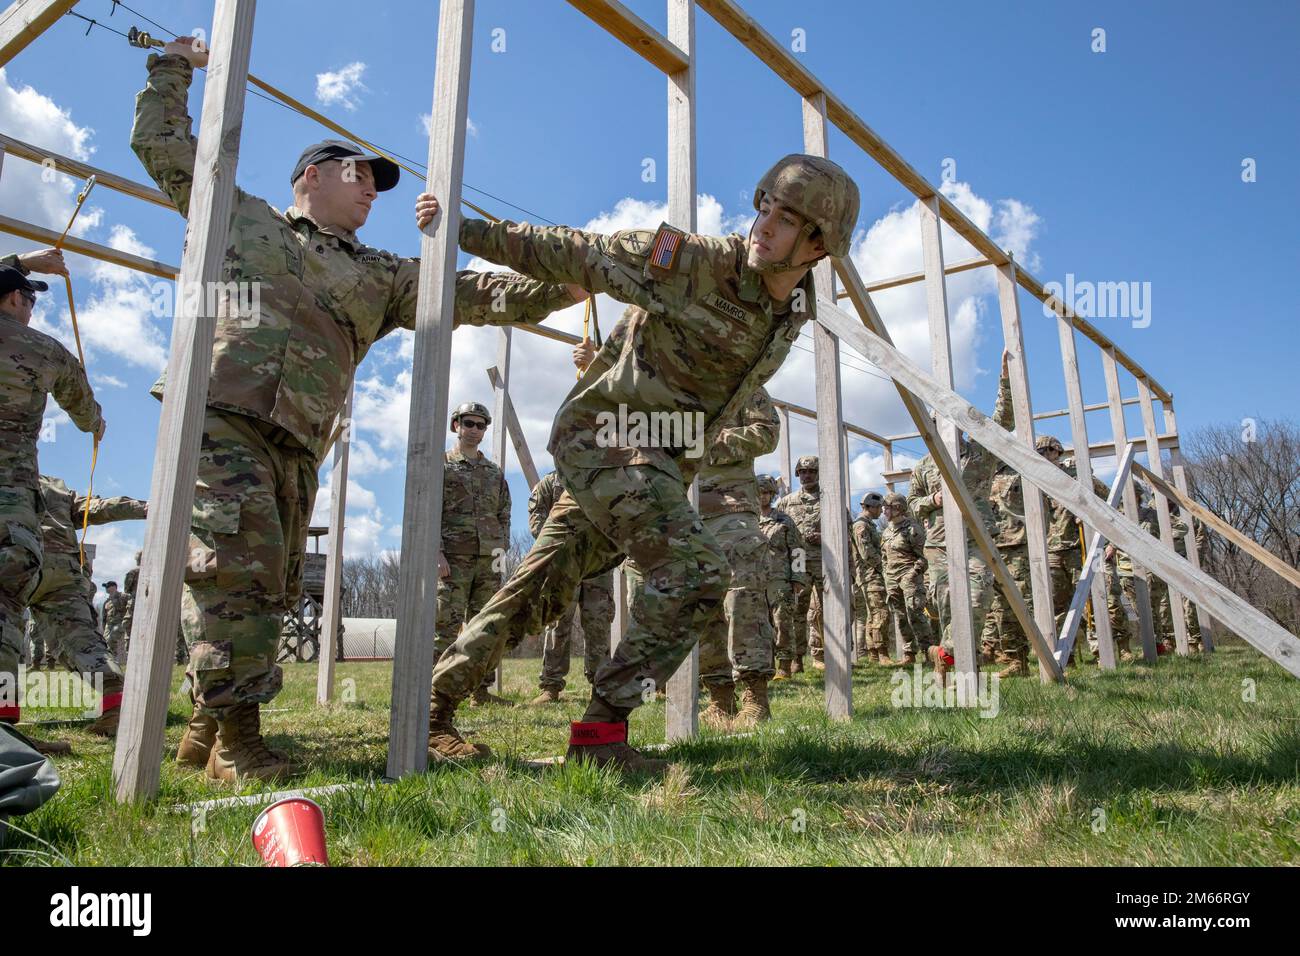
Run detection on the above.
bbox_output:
[698,511,774,686]
[863,585,889,654]
[1104,572,1134,654]
[538,572,614,691]
[25,618,41,667]
[436,553,504,695]
[1150,577,1202,648]
[790,567,822,661]
[181,409,317,717]
[0,487,44,715]
[26,553,124,692]
[884,560,932,654]
[767,581,800,662]
[925,546,992,651]
[106,623,129,664]
[982,547,1033,660]
[1048,549,1082,637]
[429,462,729,715]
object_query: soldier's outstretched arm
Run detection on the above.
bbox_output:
[50,348,103,440]
[993,349,1015,431]
[708,388,781,464]
[131,49,202,217]
[77,495,149,527]
[387,265,579,333]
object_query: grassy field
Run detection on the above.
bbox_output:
[3,641,1298,866]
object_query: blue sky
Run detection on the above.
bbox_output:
[2,0,1296,587]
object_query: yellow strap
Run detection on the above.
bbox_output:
[577,298,592,380]
[1079,523,1093,631]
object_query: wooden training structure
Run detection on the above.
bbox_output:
[3,0,1297,804]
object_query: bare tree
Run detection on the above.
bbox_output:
[1184,417,1300,633]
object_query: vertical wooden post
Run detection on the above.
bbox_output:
[776,404,792,494]
[803,90,852,720]
[919,195,978,690]
[1138,378,1191,655]
[386,0,475,779]
[1055,315,1116,668]
[882,441,896,494]
[663,0,698,742]
[111,0,257,803]
[1163,402,1214,650]
[1101,347,1157,661]
[490,328,511,693]
[316,385,352,704]
[995,263,1056,680]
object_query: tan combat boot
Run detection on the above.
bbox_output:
[529,686,562,706]
[897,652,917,666]
[428,692,490,761]
[732,676,771,729]
[791,657,805,675]
[874,649,895,665]
[771,659,791,681]
[469,685,515,708]
[566,720,668,775]
[206,704,296,783]
[700,682,736,731]
[176,702,219,768]
[995,653,1028,679]
[86,684,124,737]
[927,645,951,682]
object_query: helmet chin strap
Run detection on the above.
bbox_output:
[746,215,820,276]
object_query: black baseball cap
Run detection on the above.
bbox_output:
[290,139,400,192]
[0,264,47,297]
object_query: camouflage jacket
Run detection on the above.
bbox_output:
[759,506,808,591]
[881,517,927,580]
[773,487,822,569]
[907,370,1014,549]
[124,565,139,598]
[458,218,814,485]
[441,447,509,556]
[850,514,886,592]
[132,54,574,461]
[102,591,129,631]
[699,386,779,517]
[38,475,148,555]
[527,470,564,539]
[1116,502,1159,576]
[0,256,103,492]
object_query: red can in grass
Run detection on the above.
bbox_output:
[251,797,328,867]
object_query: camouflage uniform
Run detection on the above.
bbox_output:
[850,508,890,657]
[774,482,822,663]
[984,461,1034,663]
[880,507,932,653]
[758,486,808,666]
[132,52,574,716]
[908,370,1013,651]
[26,476,146,697]
[434,446,510,671]
[1044,460,1084,638]
[1153,510,1202,649]
[1113,500,1160,657]
[531,472,614,692]
[428,211,821,717]
[102,588,130,662]
[697,387,781,687]
[0,260,103,718]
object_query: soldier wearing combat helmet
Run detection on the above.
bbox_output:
[775,454,823,671]
[415,152,859,770]
[850,491,893,665]
[758,475,807,681]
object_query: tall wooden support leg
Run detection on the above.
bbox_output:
[804,90,852,720]
[663,0,699,742]
[1101,347,1158,662]
[1163,403,1214,650]
[1138,378,1191,655]
[882,442,896,494]
[112,0,257,803]
[1055,313,1116,668]
[490,328,512,693]
[919,196,978,689]
[995,262,1056,680]
[776,404,792,494]
[316,385,352,704]
[386,0,475,779]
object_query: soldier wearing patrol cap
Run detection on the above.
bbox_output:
[851,491,893,664]
[435,402,514,707]
[415,152,860,770]
[0,251,104,754]
[758,474,807,680]
[775,455,824,672]
[134,37,584,782]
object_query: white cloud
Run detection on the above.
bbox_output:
[420,113,478,138]
[86,522,144,593]
[310,467,391,558]
[91,374,127,389]
[316,62,368,111]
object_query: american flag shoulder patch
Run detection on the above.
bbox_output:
[647,222,685,274]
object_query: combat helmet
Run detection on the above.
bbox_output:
[1035,434,1064,456]
[795,455,820,472]
[450,401,492,432]
[757,474,780,496]
[750,154,860,272]
[883,492,908,512]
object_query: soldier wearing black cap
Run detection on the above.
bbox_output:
[131,36,586,782]
[0,252,104,754]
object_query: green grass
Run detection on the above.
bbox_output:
[3,642,1298,866]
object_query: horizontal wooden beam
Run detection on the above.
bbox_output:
[566,0,689,74]
[772,397,889,446]
[0,213,179,278]
[887,395,1140,441]
[0,0,76,67]
[1131,459,1300,594]
[0,132,175,209]
[880,433,1178,483]
[834,255,988,298]
[696,0,1171,403]
[817,294,1300,679]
